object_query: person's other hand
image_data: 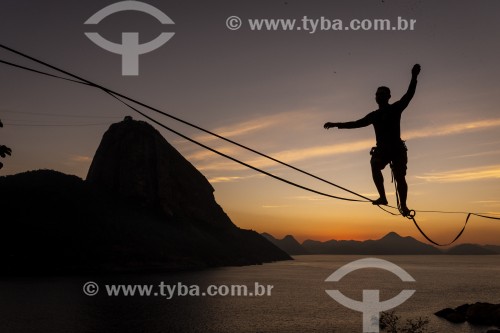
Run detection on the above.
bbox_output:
[324,122,338,130]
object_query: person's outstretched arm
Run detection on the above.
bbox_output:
[324,113,373,130]
[397,64,421,110]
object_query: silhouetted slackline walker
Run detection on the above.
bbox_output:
[324,64,421,217]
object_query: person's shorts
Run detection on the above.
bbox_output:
[370,142,408,177]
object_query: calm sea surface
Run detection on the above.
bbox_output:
[1,255,499,333]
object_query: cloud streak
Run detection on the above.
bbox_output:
[404,118,500,140]
[207,174,264,184]
[416,165,500,183]
[193,109,314,142]
[208,176,245,183]
[69,155,92,162]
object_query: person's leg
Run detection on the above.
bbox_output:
[394,172,409,215]
[393,145,410,215]
[370,153,388,205]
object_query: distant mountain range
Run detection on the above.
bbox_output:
[262,233,309,255]
[262,232,500,256]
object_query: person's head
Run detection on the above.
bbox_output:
[376,86,391,106]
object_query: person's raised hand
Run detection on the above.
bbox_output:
[412,64,421,77]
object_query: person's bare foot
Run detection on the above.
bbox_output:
[372,197,388,205]
[400,206,411,217]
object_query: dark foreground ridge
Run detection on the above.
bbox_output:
[0,118,290,274]
[435,302,500,331]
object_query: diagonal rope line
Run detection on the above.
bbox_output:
[0,43,373,203]
[0,59,85,85]
[104,91,367,202]
[0,50,366,202]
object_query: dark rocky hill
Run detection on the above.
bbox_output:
[0,118,290,274]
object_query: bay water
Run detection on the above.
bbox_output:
[1,255,499,332]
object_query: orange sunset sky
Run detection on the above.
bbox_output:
[1,0,499,245]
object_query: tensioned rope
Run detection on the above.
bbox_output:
[107,91,370,203]
[1,108,121,119]
[0,51,372,203]
[0,48,366,203]
[1,43,499,246]
[4,122,110,127]
[0,45,368,203]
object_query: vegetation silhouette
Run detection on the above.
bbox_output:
[0,118,12,170]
